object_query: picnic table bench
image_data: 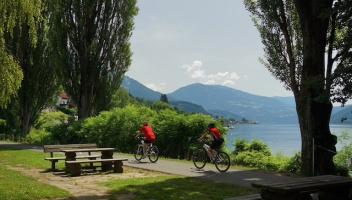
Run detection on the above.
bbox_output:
[65,158,128,176]
[251,175,352,200]
[61,148,128,176]
[43,144,101,170]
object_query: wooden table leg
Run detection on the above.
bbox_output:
[112,161,124,173]
[64,152,82,176]
[101,150,113,171]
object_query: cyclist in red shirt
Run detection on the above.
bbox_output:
[135,121,155,159]
[197,123,224,162]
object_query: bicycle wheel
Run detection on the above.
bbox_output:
[148,146,159,163]
[133,144,143,161]
[193,149,207,169]
[215,151,230,172]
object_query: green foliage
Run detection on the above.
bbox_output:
[50,0,139,119]
[150,101,174,111]
[56,106,77,116]
[0,118,7,134]
[26,128,53,145]
[283,151,301,174]
[32,104,225,159]
[232,151,288,171]
[233,137,271,156]
[46,121,85,144]
[334,130,352,175]
[160,94,169,103]
[0,50,23,108]
[233,137,248,154]
[34,111,70,130]
[232,137,291,171]
[246,139,271,156]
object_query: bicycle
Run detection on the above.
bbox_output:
[193,139,230,172]
[133,137,159,163]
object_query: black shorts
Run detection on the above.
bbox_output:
[143,139,155,143]
[210,138,224,149]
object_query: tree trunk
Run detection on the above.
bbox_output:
[20,102,31,135]
[296,96,336,176]
[295,0,336,176]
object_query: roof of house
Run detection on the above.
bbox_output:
[59,92,69,99]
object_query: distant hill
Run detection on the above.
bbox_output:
[330,105,352,124]
[122,76,352,124]
[122,76,209,114]
[167,83,298,124]
[272,96,296,106]
[122,76,162,101]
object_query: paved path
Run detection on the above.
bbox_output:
[0,141,296,188]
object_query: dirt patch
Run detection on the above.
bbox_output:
[5,165,167,200]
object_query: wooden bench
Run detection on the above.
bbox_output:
[43,144,101,170]
[65,158,128,176]
[251,175,352,200]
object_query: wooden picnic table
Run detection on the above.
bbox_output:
[61,148,115,160]
[61,148,128,176]
[251,175,352,200]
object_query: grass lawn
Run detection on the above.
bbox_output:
[103,175,258,200]
[0,145,259,200]
[0,147,70,200]
[0,165,70,200]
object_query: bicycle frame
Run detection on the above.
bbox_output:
[193,139,230,172]
[134,137,159,163]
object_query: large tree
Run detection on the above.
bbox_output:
[0,0,42,108]
[50,0,138,119]
[244,0,352,176]
[1,0,59,135]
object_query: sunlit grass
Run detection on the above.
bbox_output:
[0,146,259,200]
[0,146,65,170]
[0,164,70,200]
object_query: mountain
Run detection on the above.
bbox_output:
[122,76,209,114]
[122,76,162,101]
[330,105,352,124]
[167,83,298,124]
[122,76,352,124]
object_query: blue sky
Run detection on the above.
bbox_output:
[126,0,293,97]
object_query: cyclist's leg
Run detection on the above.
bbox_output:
[210,140,223,161]
[143,139,153,155]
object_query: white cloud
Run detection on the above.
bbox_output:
[222,80,236,85]
[191,70,206,79]
[182,60,202,72]
[145,82,167,92]
[230,72,240,80]
[183,60,241,86]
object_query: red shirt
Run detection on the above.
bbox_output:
[139,125,155,141]
[208,127,221,139]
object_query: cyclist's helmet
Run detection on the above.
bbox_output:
[207,123,215,128]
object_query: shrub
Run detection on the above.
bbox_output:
[232,137,248,154]
[283,151,301,174]
[26,128,53,145]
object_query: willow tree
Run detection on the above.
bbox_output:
[0,0,42,108]
[244,0,352,176]
[50,0,138,119]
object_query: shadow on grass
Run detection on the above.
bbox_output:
[103,175,259,200]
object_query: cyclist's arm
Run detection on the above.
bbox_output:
[197,131,209,141]
[135,130,142,138]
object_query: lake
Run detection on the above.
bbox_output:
[225,124,352,156]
